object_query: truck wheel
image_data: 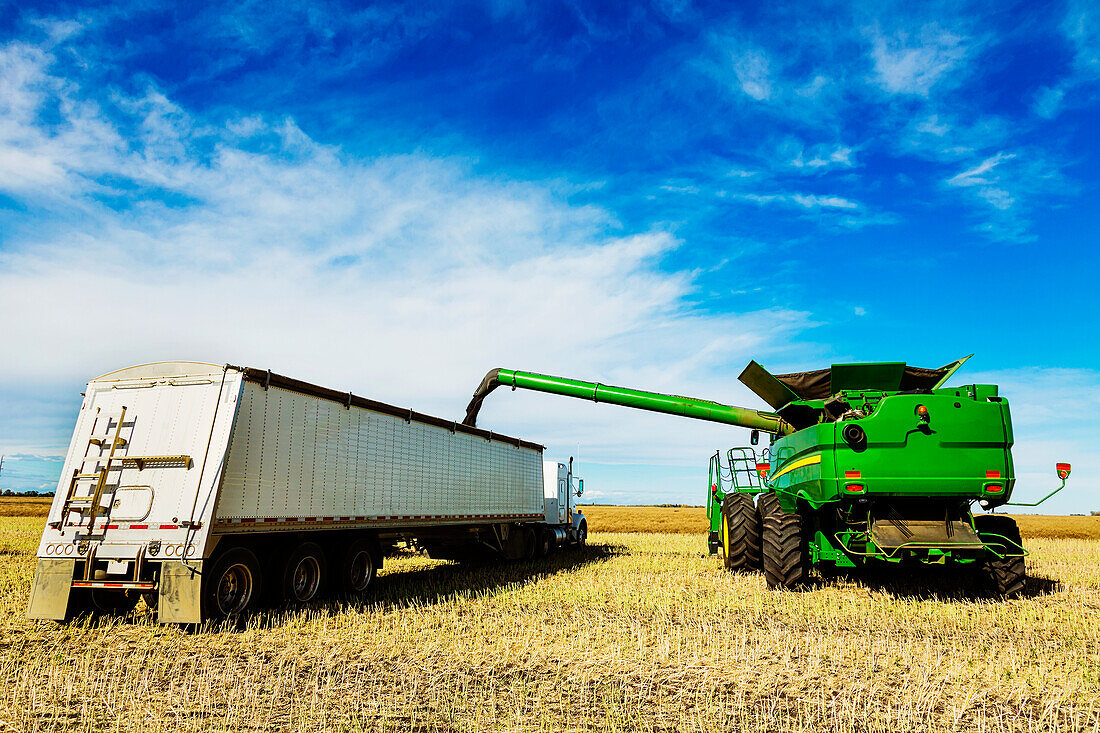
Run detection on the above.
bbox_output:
[204,547,263,618]
[720,493,762,572]
[759,493,807,590]
[974,514,1026,598]
[283,542,328,603]
[339,538,376,595]
[536,529,552,559]
[576,521,587,547]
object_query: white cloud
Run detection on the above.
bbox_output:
[792,193,858,209]
[732,48,773,101]
[0,38,811,479]
[869,24,970,96]
[1032,85,1066,119]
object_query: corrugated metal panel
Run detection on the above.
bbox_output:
[216,382,543,521]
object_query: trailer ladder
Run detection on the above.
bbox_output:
[58,406,192,533]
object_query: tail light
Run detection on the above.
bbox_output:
[984,484,1004,494]
[756,463,770,475]
[1057,463,1071,480]
[844,483,865,493]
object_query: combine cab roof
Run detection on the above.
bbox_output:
[738,355,972,409]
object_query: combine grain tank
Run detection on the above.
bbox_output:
[27,362,587,623]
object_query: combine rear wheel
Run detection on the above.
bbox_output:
[975,514,1026,598]
[759,493,807,589]
[720,493,761,571]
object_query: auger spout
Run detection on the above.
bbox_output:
[462,368,794,435]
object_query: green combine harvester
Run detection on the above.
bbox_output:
[463,358,1072,597]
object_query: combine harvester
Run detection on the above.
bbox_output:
[28,362,586,623]
[463,358,1072,597]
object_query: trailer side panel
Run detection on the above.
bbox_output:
[214,382,543,526]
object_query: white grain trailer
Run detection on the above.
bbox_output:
[27,362,587,623]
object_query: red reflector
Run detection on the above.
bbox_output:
[844,470,861,479]
[1057,462,1071,471]
[985,484,1004,494]
[844,484,864,493]
[756,463,770,472]
[986,470,1001,479]
[711,484,718,494]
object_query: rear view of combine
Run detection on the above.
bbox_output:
[463,358,1072,597]
[27,363,586,624]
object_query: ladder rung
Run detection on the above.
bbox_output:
[89,437,128,448]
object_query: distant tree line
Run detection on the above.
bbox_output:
[1,490,55,497]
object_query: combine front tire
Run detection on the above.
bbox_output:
[759,493,807,590]
[720,493,761,571]
[975,514,1026,598]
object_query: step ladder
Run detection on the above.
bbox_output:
[58,406,193,533]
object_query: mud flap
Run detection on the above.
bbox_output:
[26,558,75,621]
[158,561,203,624]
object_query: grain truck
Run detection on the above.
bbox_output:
[463,360,1072,597]
[27,362,587,623]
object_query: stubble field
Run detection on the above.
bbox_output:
[0,503,1098,732]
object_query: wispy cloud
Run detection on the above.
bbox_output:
[0,36,810,475]
[868,23,971,97]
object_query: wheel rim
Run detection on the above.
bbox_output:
[216,562,253,615]
[348,550,373,592]
[292,556,321,601]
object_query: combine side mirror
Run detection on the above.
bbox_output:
[1057,463,1071,480]
[750,429,760,446]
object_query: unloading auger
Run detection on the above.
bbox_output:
[463,358,1072,597]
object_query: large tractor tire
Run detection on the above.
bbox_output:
[759,492,807,590]
[720,493,761,571]
[974,514,1026,598]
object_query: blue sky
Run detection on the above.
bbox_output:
[0,0,1097,510]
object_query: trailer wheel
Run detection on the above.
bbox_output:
[759,492,807,590]
[974,514,1026,598]
[720,493,762,572]
[282,542,328,603]
[339,539,376,595]
[205,547,262,618]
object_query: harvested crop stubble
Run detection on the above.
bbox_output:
[580,504,1100,539]
[1,516,1099,732]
